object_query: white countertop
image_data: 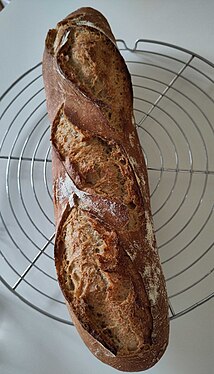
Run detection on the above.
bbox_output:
[1,0,214,95]
[0,1,214,374]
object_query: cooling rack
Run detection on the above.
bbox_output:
[0,39,214,325]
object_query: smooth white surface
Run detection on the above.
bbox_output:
[0,1,214,374]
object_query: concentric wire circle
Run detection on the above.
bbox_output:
[0,40,213,324]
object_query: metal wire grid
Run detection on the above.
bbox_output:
[0,39,213,324]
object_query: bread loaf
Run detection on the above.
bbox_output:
[43,7,169,372]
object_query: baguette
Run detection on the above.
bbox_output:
[43,7,169,372]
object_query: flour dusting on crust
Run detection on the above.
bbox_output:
[57,173,89,207]
[128,156,146,189]
[145,210,155,249]
[141,265,161,305]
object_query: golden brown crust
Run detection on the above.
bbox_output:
[43,7,169,372]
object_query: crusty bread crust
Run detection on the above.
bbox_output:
[43,7,169,372]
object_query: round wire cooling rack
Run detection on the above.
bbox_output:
[0,39,214,325]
